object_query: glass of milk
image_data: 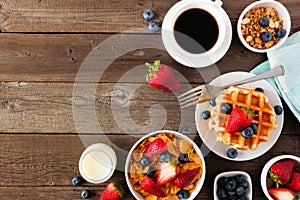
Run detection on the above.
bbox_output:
[79,143,117,184]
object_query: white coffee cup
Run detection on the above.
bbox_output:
[162,0,231,68]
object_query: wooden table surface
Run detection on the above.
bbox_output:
[0,0,299,199]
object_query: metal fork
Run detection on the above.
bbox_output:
[178,65,285,108]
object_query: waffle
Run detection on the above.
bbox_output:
[208,86,277,150]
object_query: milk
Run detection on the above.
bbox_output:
[79,143,117,184]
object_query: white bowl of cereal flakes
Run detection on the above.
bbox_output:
[237,0,291,53]
[125,130,206,200]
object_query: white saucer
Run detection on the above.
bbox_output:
[162,1,232,68]
[195,72,284,161]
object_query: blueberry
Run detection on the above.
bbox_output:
[240,180,249,189]
[227,148,238,159]
[250,123,258,134]
[72,176,83,186]
[236,186,246,196]
[276,29,286,38]
[241,127,254,139]
[81,189,90,199]
[217,176,228,188]
[228,190,237,199]
[274,105,283,115]
[217,187,228,199]
[140,157,150,167]
[143,9,154,21]
[201,110,211,120]
[221,103,232,114]
[146,167,156,178]
[178,153,189,164]
[177,189,190,199]
[259,17,270,27]
[148,21,160,33]
[226,178,238,191]
[261,31,272,42]
[236,175,245,183]
[237,196,247,200]
[209,97,217,107]
[160,151,171,162]
[255,87,264,93]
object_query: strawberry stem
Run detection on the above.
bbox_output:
[145,60,161,81]
[269,171,282,188]
[238,106,255,119]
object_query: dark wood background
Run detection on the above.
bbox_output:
[0,0,299,199]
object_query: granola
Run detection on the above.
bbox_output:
[241,7,285,49]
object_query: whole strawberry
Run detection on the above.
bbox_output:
[173,167,200,188]
[140,176,166,197]
[287,171,300,192]
[145,60,180,92]
[269,159,294,187]
[226,107,254,134]
[100,182,124,200]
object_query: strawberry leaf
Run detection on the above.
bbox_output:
[146,71,149,81]
[145,62,152,69]
[269,171,282,188]
[239,106,255,119]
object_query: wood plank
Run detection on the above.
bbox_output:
[0,82,298,134]
[0,134,298,199]
[0,33,268,83]
[0,0,299,33]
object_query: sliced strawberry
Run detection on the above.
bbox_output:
[100,182,124,200]
[287,171,300,192]
[156,160,178,186]
[173,167,200,188]
[268,188,297,200]
[269,159,294,187]
[144,138,167,157]
[145,60,180,92]
[226,107,254,134]
[140,176,166,197]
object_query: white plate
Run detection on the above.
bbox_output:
[195,72,284,161]
[161,0,232,68]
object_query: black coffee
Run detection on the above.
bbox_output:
[174,8,219,54]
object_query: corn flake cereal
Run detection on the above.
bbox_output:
[129,132,203,199]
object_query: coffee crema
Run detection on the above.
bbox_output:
[174,8,219,54]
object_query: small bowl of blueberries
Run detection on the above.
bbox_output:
[214,171,252,200]
[237,0,291,53]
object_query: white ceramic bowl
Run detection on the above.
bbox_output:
[214,171,252,200]
[125,130,206,200]
[237,0,291,53]
[261,155,300,199]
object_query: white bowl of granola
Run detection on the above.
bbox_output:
[125,130,206,200]
[237,0,291,53]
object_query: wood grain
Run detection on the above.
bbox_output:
[0,33,268,83]
[0,0,299,33]
[0,134,298,199]
[0,82,297,134]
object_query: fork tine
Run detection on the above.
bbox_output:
[180,95,208,108]
[179,95,200,107]
[178,90,203,103]
[178,85,205,99]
